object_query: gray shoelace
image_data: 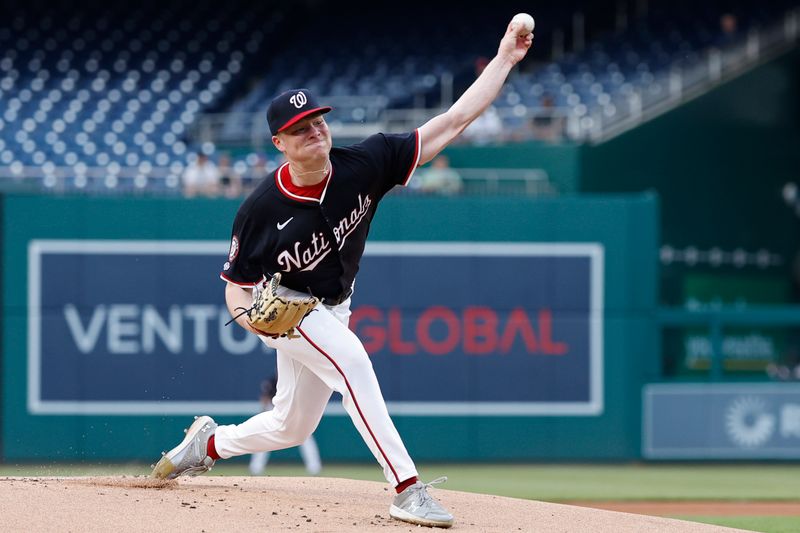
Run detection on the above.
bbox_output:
[417,476,448,506]
[425,476,448,488]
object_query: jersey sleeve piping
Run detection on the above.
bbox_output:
[400,128,422,187]
[220,272,260,288]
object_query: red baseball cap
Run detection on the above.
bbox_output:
[267,88,332,135]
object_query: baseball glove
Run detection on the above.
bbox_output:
[231,273,319,339]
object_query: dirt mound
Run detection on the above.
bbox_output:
[0,476,747,532]
[78,476,178,489]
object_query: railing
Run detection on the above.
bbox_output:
[0,165,553,197]
[191,105,579,148]
[398,167,554,196]
[659,306,800,381]
[191,112,385,146]
[0,164,185,194]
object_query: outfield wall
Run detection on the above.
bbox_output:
[1,192,658,461]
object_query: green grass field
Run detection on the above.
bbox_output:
[2,463,798,532]
[671,516,800,533]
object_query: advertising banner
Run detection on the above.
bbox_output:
[28,240,603,416]
[644,383,800,458]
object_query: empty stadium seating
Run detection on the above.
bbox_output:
[0,0,275,192]
[0,0,796,194]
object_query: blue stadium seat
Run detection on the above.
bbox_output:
[0,0,795,193]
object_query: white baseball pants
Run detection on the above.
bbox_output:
[214,289,418,487]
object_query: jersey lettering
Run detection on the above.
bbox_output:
[277,194,374,273]
[277,231,332,272]
[332,193,372,247]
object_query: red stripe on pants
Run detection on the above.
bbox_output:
[297,326,400,485]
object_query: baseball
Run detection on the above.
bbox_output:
[511,12,535,34]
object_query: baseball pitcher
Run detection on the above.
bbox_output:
[152,16,533,528]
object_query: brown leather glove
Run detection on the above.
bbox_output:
[247,273,319,339]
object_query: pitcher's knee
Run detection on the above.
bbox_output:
[333,347,373,374]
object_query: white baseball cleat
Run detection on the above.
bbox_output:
[389,477,454,528]
[151,415,218,480]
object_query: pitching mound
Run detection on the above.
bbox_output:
[0,476,746,532]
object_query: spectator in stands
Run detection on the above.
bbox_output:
[474,55,490,76]
[462,105,503,145]
[415,155,463,195]
[530,93,563,143]
[717,13,739,47]
[181,152,221,198]
[244,154,271,194]
[721,13,738,36]
[218,153,243,198]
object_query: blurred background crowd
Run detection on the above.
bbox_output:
[0,0,796,197]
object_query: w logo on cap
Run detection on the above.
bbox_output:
[289,92,308,109]
[267,88,331,134]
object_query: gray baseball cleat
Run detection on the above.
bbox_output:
[389,477,454,528]
[151,415,218,480]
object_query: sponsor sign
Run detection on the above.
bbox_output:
[644,383,800,458]
[28,241,604,416]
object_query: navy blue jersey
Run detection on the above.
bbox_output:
[221,130,421,301]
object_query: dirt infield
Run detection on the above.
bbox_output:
[0,476,748,532]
